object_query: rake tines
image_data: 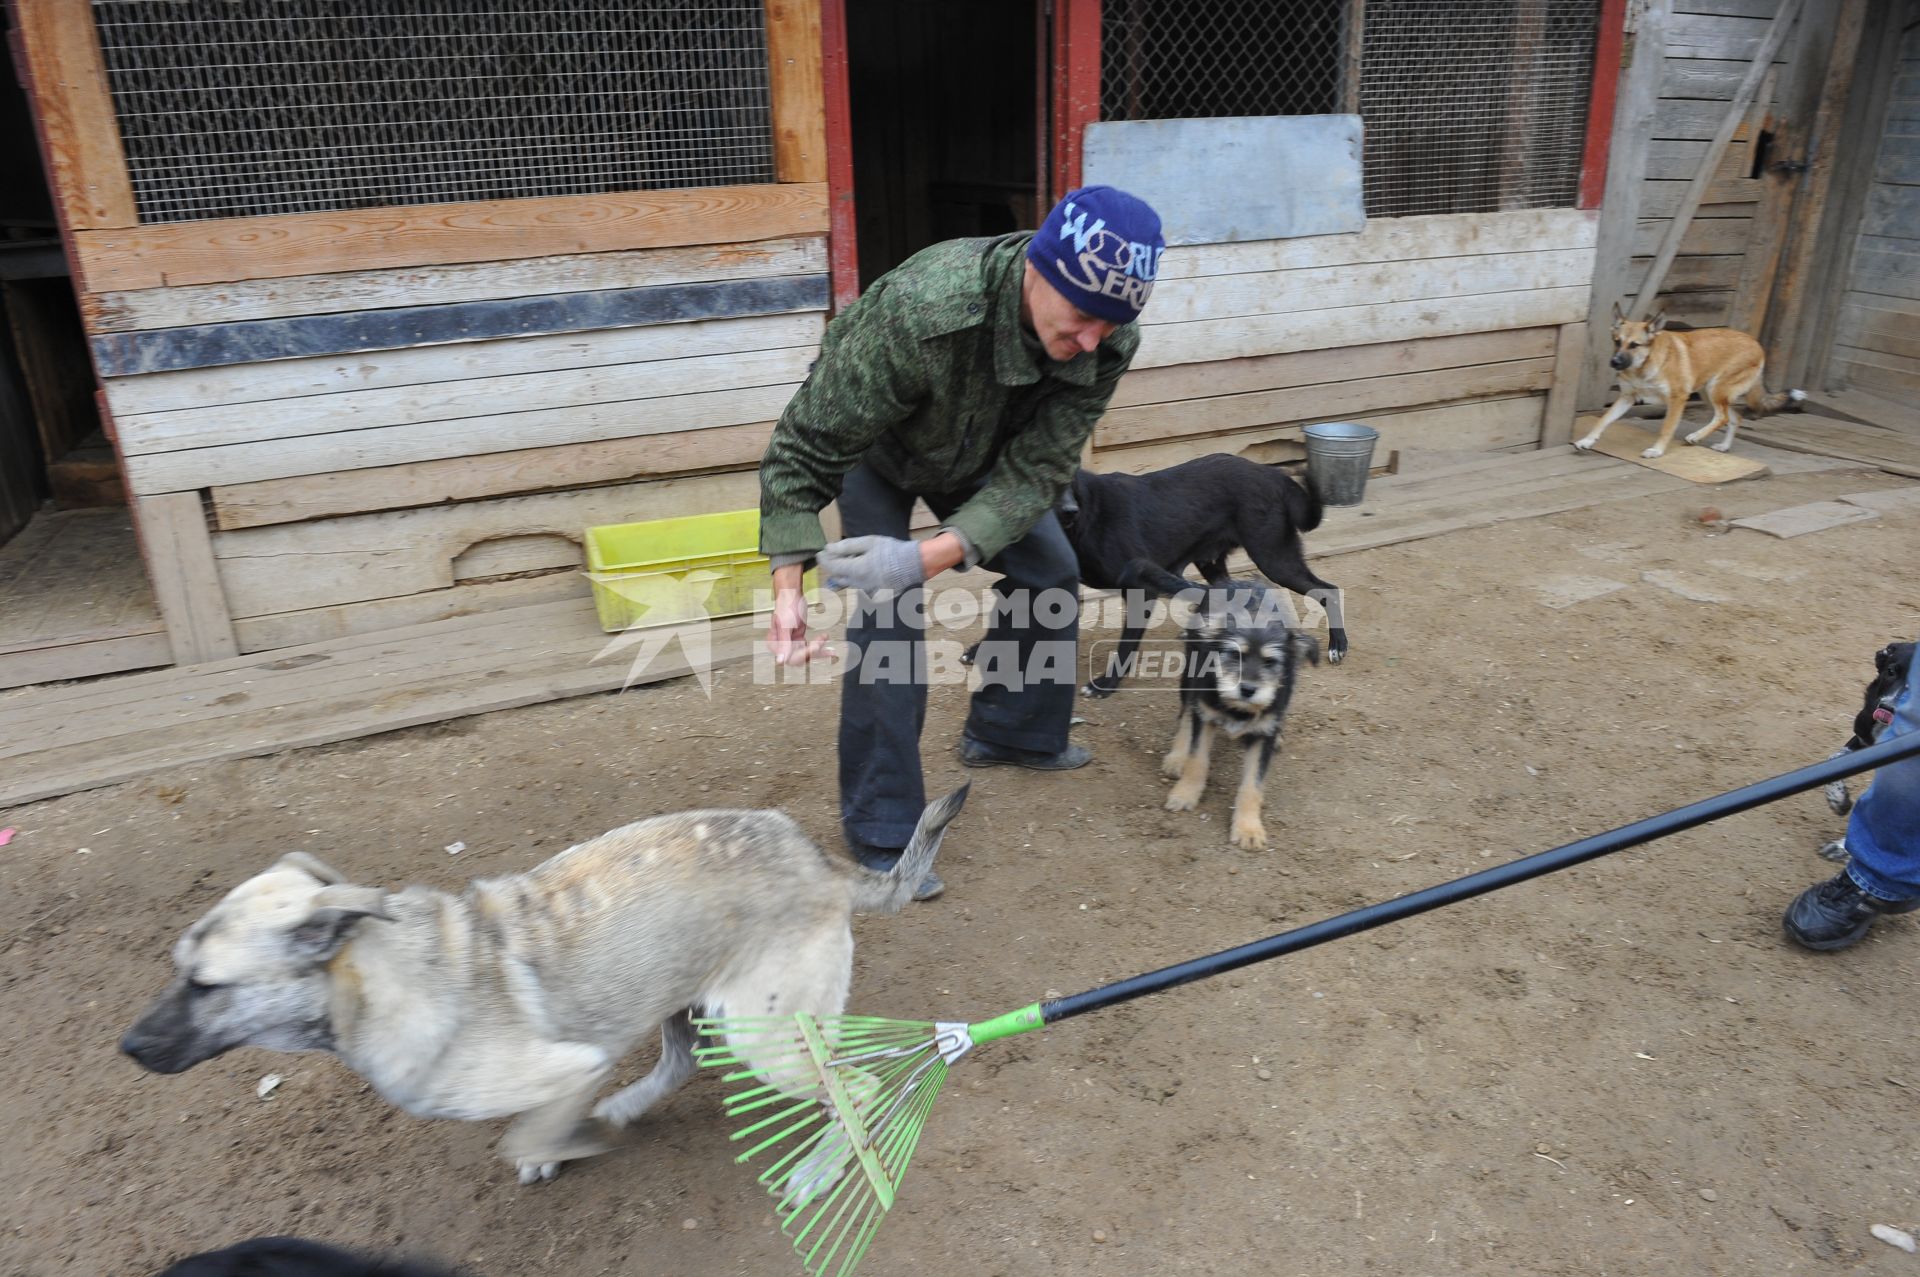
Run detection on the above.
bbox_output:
[694,1014,965,1277]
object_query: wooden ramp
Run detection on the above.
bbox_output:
[1804,389,1920,435]
[1306,445,1694,557]
[1744,410,1920,479]
[0,599,762,808]
[0,449,1688,810]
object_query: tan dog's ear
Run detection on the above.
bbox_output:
[1648,307,1668,335]
[274,851,347,884]
[289,886,393,962]
[1611,299,1625,326]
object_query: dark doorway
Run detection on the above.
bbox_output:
[1,6,116,550]
[844,0,1041,289]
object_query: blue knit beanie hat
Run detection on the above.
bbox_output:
[1027,186,1165,325]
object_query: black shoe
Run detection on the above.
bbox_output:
[847,840,944,901]
[1784,872,1920,951]
[959,737,1092,771]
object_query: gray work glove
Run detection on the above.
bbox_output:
[819,535,926,593]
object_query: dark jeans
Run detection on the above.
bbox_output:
[1844,644,1920,900]
[837,461,1079,848]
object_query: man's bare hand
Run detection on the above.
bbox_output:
[766,570,828,666]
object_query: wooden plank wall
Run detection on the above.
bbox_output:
[1626,0,1798,326]
[94,208,1592,657]
[94,239,830,652]
[12,0,835,668]
[1089,208,1597,473]
[1828,15,1920,397]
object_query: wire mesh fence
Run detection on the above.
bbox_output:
[1359,0,1598,217]
[91,0,776,225]
[1099,0,1599,219]
[1101,0,1353,122]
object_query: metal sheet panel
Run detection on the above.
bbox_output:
[1082,115,1366,246]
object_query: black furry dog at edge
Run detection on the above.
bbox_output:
[154,1236,462,1277]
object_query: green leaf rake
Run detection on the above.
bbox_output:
[694,732,1920,1277]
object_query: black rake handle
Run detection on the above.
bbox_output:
[1039,730,1920,1026]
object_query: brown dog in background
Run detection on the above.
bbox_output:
[1574,304,1805,460]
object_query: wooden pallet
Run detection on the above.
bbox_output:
[1567,418,1771,484]
[0,449,1688,810]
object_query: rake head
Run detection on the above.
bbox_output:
[693,1013,970,1277]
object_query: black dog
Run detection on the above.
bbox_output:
[1060,455,1345,695]
[155,1237,461,1277]
[1129,562,1318,850]
[1822,640,1916,835]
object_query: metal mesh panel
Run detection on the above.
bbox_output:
[1099,1,1597,220]
[91,0,776,225]
[1101,0,1349,122]
[1359,1,1596,217]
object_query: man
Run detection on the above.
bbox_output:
[1785,644,1920,950]
[758,186,1165,899]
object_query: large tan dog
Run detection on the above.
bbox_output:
[1574,304,1805,460]
[121,786,968,1185]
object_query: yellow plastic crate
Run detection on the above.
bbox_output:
[584,509,812,633]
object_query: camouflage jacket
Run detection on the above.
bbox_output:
[758,231,1140,565]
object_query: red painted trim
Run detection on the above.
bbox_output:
[1578,0,1629,209]
[1050,0,1101,200]
[819,0,859,310]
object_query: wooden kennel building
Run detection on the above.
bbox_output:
[0,0,1908,690]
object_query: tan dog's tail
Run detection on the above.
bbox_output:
[852,783,970,913]
[1747,384,1808,416]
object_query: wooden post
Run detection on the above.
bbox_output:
[1770,0,1871,388]
[1798,0,1904,391]
[1726,61,1789,335]
[132,491,239,665]
[8,0,138,233]
[1627,0,1804,320]
[1541,320,1590,447]
[819,0,858,310]
[1580,0,1667,409]
[1339,0,1368,116]
[765,0,827,184]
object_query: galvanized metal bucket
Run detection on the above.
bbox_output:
[1302,421,1381,507]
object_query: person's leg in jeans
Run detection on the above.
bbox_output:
[835,462,930,852]
[1785,648,1920,949]
[1839,657,1920,900]
[942,506,1082,759]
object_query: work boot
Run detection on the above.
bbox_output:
[959,737,1092,771]
[848,840,944,901]
[1783,871,1920,951]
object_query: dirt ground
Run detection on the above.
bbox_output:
[6,460,1920,1277]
